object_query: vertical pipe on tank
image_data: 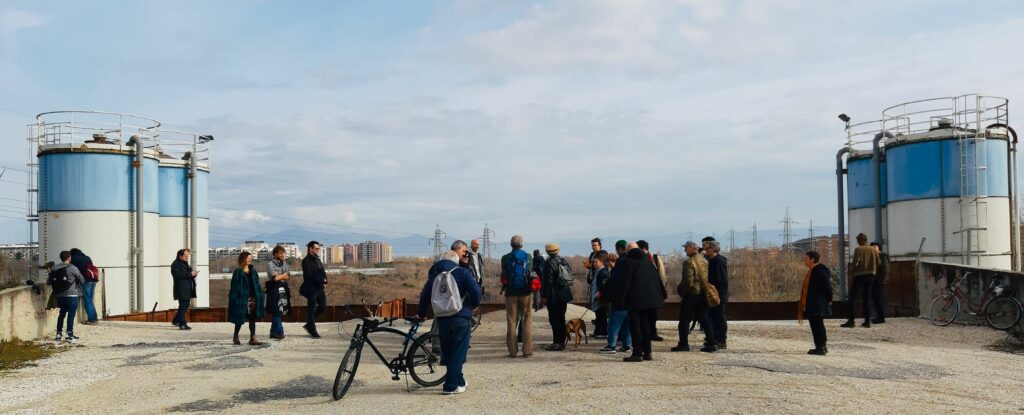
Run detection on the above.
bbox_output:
[189,142,198,271]
[1008,126,1021,271]
[132,136,145,312]
[836,146,851,300]
[872,131,893,249]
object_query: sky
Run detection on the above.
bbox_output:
[1,0,1023,250]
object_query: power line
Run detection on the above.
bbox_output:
[0,164,31,174]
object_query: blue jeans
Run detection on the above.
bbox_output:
[436,317,471,392]
[82,281,97,321]
[57,296,79,335]
[607,309,631,348]
[271,314,284,336]
[174,299,190,326]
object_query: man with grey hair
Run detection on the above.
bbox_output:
[451,240,470,267]
[500,235,535,357]
[706,239,729,349]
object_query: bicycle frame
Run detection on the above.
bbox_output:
[351,319,423,375]
[948,272,1000,317]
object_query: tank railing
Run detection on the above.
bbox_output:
[880,95,1009,137]
[145,129,212,165]
[30,110,162,150]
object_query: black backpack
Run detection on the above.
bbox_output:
[48,267,73,292]
[552,257,574,288]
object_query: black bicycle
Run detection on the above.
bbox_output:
[332,305,445,400]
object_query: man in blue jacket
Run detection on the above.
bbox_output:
[418,250,481,395]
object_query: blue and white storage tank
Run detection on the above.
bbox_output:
[29,111,213,316]
[156,131,211,310]
[841,95,1020,271]
[846,150,887,252]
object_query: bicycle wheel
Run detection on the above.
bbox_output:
[470,309,482,333]
[406,331,446,387]
[984,297,1022,331]
[928,294,960,327]
[333,342,362,400]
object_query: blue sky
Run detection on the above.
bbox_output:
[1,0,1024,249]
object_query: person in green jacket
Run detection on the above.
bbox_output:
[229,251,265,345]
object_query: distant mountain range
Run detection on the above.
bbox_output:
[211,226,840,257]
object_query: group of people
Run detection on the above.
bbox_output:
[843,233,889,328]
[46,248,100,343]
[172,241,331,345]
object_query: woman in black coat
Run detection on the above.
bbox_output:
[617,246,667,362]
[171,249,198,330]
[801,251,833,355]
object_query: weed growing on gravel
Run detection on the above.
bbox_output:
[0,338,57,373]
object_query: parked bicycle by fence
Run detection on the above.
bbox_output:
[332,303,445,400]
[928,271,1023,330]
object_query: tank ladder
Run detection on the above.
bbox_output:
[954,95,989,266]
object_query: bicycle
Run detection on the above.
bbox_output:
[928,271,1023,330]
[332,304,445,400]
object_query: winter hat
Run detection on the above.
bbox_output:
[545,243,560,254]
[615,240,628,251]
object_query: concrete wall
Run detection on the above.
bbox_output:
[0,280,106,341]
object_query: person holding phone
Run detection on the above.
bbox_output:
[171,248,198,330]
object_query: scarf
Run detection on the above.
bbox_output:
[797,268,812,324]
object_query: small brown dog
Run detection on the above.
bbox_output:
[565,318,588,348]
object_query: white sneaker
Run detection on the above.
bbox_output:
[443,386,466,395]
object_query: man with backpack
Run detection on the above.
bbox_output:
[50,251,86,343]
[541,242,573,351]
[501,235,536,357]
[417,250,481,395]
[70,248,100,325]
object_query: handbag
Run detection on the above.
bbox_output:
[702,280,721,307]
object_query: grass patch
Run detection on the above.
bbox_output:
[0,338,57,372]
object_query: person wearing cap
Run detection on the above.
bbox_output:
[672,241,717,353]
[501,235,535,357]
[541,242,573,351]
[705,239,729,349]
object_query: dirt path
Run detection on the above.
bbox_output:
[2,304,1023,414]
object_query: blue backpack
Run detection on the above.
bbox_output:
[505,250,530,290]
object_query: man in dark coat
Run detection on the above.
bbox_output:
[617,243,667,362]
[171,248,198,330]
[801,251,833,355]
[705,240,729,349]
[870,242,889,324]
[70,248,99,325]
[541,243,573,352]
[299,241,327,338]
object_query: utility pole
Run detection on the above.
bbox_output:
[780,207,798,249]
[429,225,446,260]
[729,227,736,252]
[480,223,496,260]
[751,222,758,251]
[808,220,815,240]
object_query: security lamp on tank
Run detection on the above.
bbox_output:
[198,134,214,143]
[838,114,850,123]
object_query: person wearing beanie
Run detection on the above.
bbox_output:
[541,242,573,351]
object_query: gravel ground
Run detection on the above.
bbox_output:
[2,304,1023,414]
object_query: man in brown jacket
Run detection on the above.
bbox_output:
[672,241,717,352]
[842,233,879,328]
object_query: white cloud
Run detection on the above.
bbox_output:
[1,9,49,31]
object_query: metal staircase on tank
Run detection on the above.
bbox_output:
[954,95,989,266]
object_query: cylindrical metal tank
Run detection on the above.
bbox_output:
[38,145,161,316]
[846,151,887,254]
[885,132,1011,267]
[157,158,211,309]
